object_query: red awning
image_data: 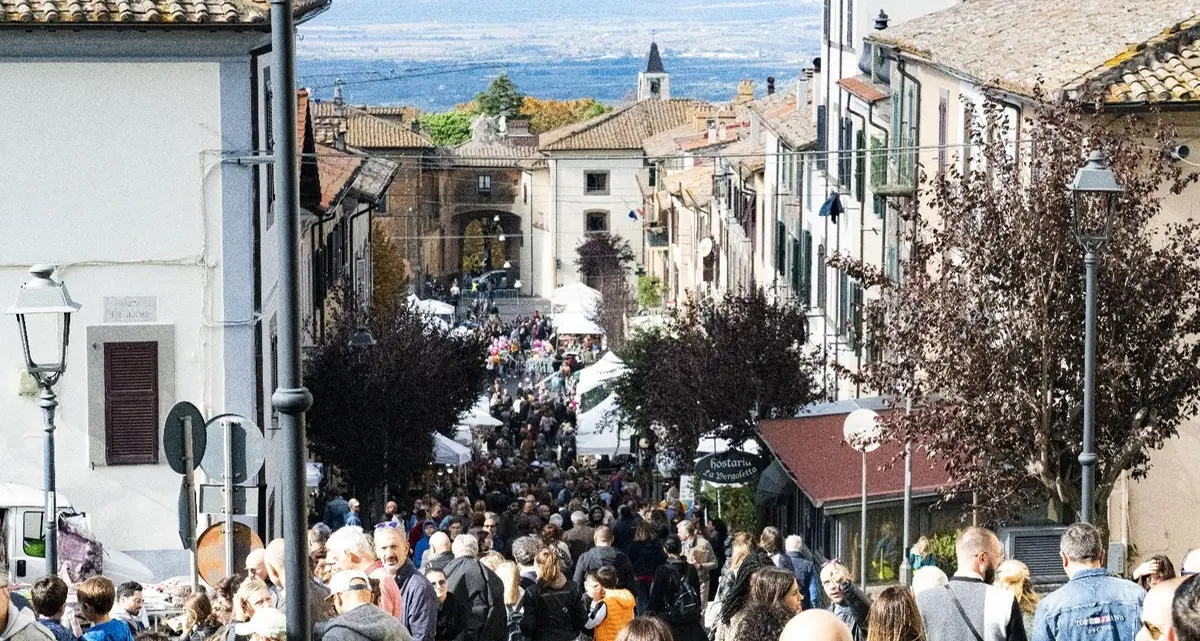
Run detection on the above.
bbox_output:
[759,403,952,507]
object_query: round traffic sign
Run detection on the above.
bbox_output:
[843,408,883,453]
[197,521,262,587]
[199,414,265,484]
[163,402,207,475]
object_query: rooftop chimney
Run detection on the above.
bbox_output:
[767,76,776,95]
[333,78,344,105]
[334,130,346,151]
[410,120,420,134]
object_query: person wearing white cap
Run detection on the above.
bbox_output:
[315,572,411,641]
[346,500,363,528]
[1183,549,1200,577]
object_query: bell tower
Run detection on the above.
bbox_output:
[637,42,670,101]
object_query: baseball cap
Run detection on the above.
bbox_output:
[348,498,360,508]
[236,607,287,639]
[1183,548,1200,575]
[326,570,372,599]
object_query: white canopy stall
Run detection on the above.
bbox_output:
[573,394,630,456]
[433,433,472,466]
[550,283,602,315]
[552,312,604,336]
[455,395,503,445]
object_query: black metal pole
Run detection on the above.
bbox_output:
[269,1,314,641]
[1080,248,1098,523]
[40,387,57,576]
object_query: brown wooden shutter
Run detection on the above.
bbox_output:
[104,342,160,465]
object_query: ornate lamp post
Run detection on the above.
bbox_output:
[6,265,81,576]
[1069,150,1123,524]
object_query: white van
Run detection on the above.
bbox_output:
[0,483,154,587]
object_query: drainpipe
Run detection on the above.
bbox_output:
[894,56,922,275]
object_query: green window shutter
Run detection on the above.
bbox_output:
[791,237,802,292]
[854,130,866,202]
[776,221,787,274]
[850,282,863,354]
[801,230,813,307]
[838,271,850,335]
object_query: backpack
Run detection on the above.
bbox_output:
[666,565,701,624]
[505,600,527,641]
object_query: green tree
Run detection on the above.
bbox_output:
[419,110,474,146]
[477,73,525,119]
[462,219,486,274]
[304,285,488,506]
[612,289,822,464]
[847,94,1200,532]
[487,221,505,271]
[371,227,409,315]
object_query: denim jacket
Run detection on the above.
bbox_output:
[1031,568,1144,641]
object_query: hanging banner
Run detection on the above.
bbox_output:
[694,450,769,485]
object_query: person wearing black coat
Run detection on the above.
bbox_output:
[571,527,636,591]
[647,536,707,641]
[444,546,505,641]
[519,549,586,641]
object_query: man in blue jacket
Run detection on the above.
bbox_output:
[1032,523,1144,641]
[375,526,438,641]
[785,535,822,610]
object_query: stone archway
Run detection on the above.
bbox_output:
[450,210,525,283]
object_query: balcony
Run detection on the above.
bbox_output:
[871,139,917,197]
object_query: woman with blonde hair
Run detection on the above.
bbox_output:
[865,586,924,641]
[233,578,273,623]
[518,548,585,641]
[495,561,526,641]
[995,560,1039,638]
[907,536,937,571]
[712,532,771,641]
[821,561,870,641]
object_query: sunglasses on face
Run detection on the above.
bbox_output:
[376,522,403,530]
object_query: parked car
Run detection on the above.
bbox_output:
[470,270,509,290]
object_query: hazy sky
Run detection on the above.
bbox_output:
[298,0,821,62]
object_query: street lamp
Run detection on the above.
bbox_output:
[844,408,881,589]
[1069,149,1123,525]
[349,325,376,348]
[6,264,81,576]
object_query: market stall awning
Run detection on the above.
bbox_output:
[460,395,503,428]
[553,312,605,335]
[415,298,456,315]
[574,394,631,456]
[434,433,471,466]
[551,283,602,314]
[759,398,951,507]
[575,351,626,399]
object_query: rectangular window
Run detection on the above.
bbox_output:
[845,0,854,45]
[838,116,852,189]
[805,158,813,211]
[816,106,828,171]
[816,243,827,308]
[963,104,974,172]
[801,229,813,307]
[776,220,787,275]
[586,211,609,233]
[104,341,160,465]
[823,0,831,43]
[264,67,275,229]
[477,174,492,192]
[790,236,802,292]
[854,130,866,202]
[585,171,610,196]
[938,89,949,175]
[523,183,528,204]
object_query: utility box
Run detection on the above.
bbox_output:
[998,525,1069,585]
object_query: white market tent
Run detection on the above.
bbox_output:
[455,395,502,445]
[695,437,760,457]
[576,352,625,398]
[553,311,604,336]
[574,394,631,456]
[416,299,456,316]
[433,433,471,466]
[550,283,602,314]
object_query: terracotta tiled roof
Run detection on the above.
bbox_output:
[540,99,709,151]
[664,165,714,208]
[760,403,951,507]
[315,144,364,212]
[749,95,816,151]
[1098,27,1200,103]
[871,0,1200,98]
[311,101,433,150]
[297,89,310,156]
[349,157,400,202]
[448,139,546,168]
[0,0,327,24]
[838,76,888,103]
[347,112,432,149]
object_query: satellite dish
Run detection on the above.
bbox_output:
[843,408,882,453]
[698,237,714,258]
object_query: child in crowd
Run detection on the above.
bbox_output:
[584,566,636,641]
